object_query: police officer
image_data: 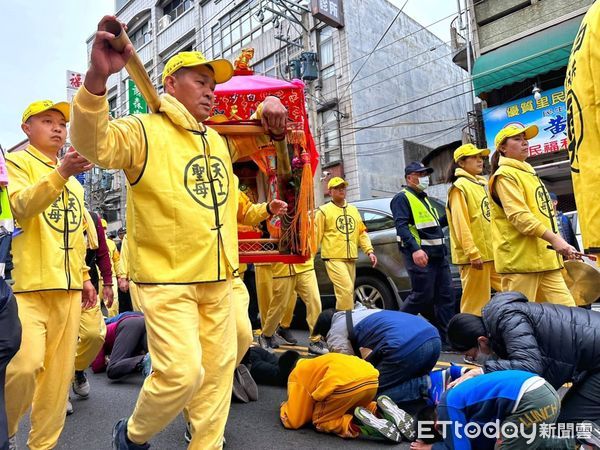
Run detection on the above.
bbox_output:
[390,161,455,349]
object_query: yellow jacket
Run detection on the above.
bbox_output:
[315,201,373,260]
[280,353,379,429]
[447,169,494,264]
[71,87,242,283]
[106,238,123,277]
[489,156,562,273]
[117,234,129,279]
[6,145,89,292]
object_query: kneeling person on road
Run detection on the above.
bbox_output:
[314,305,441,405]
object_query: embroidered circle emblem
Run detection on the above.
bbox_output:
[535,186,552,219]
[336,215,356,234]
[481,197,491,222]
[184,156,230,208]
[43,190,82,233]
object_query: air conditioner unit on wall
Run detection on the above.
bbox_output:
[158,15,172,32]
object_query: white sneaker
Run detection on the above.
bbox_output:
[72,370,90,398]
[308,340,329,355]
[66,399,74,415]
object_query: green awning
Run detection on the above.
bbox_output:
[472,16,583,95]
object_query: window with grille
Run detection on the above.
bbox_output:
[319,108,341,164]
[164,0,192,21]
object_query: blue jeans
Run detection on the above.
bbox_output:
[376,337,441,403]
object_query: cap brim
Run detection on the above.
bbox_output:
[523,125,539,140]
[329,181,349,188]
[50,102,71,122]
[412,167,434,175]
[188,59,234,84]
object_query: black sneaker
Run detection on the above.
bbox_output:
[577,421,600,447]
[308,340,329,355]
[184,422,192,444]
[258,334,279,351]
[112,418,150,449]
[276,327,298,345]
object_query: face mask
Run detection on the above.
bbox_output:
[417,176,430,191]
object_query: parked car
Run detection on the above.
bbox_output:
[288,197,462,328]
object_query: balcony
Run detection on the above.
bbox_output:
[157,7,195,55]
[137,41,153,65]
[116,0,155,25]
[450,16,472,72]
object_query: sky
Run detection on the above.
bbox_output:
[0,0,114,149]
[0,0,458,149]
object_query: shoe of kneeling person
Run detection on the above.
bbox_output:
[73,370,90,398]
[276,327,298,345]
[258,334,278,351]
[236,364,258,401]
[376,395,416,441]
[112,418,150,450]
[232,369,250,403]
[141,353,152,378]
[66,399,74,416]
[308,340,329,355]
[353,407,402,442]
[8,435,17,450]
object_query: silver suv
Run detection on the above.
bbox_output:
[313,197,461,310]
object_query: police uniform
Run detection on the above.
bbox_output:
[447,145,502,316]
[565,3,600,257]
[5,100,88,449]
[490,154,575,306]
[390,162,455,345]
[315,188,374,311]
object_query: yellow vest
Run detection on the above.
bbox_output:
[6,145,87,292]
[447,169,494,264]
[272,257,315,278]
[316,201,367,260]
[126,113,238,283]
[565,3,600,253]
[489,157,562,273]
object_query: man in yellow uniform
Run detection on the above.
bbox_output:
[315,177,377,311]
[4,100,96,450]
[235,188,286,364]
[565,2,600,258]
[259,258,328,355]
[100,220,122,317]
[70,15,288,449]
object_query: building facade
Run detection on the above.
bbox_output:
[452,0,594,211]
[87,0,467,228]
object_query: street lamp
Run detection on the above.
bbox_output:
[532,84,542,101]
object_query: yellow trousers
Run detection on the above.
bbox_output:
[280,270,322,342]
[232,276,253,365]
[5,290,81,450]
[501,270,576,307]
[99,276,119,317]
[255,265,273,329]
[127,281,236,450]
[459,262,503,316]
[324,260,356,310]
[74,299,107,371]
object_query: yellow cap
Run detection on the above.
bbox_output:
[327,177,348,189]
[22,100,70,124]
[453,143,490,162]
[494,124,538,148]
[162,51,234,85]
[101,219,108,228]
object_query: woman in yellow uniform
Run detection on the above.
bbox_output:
[446,144,501,315]
[489,124,577,306]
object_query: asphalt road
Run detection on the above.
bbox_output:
[14,331,466,450]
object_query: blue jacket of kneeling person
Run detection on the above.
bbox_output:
[327,306,440,363]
